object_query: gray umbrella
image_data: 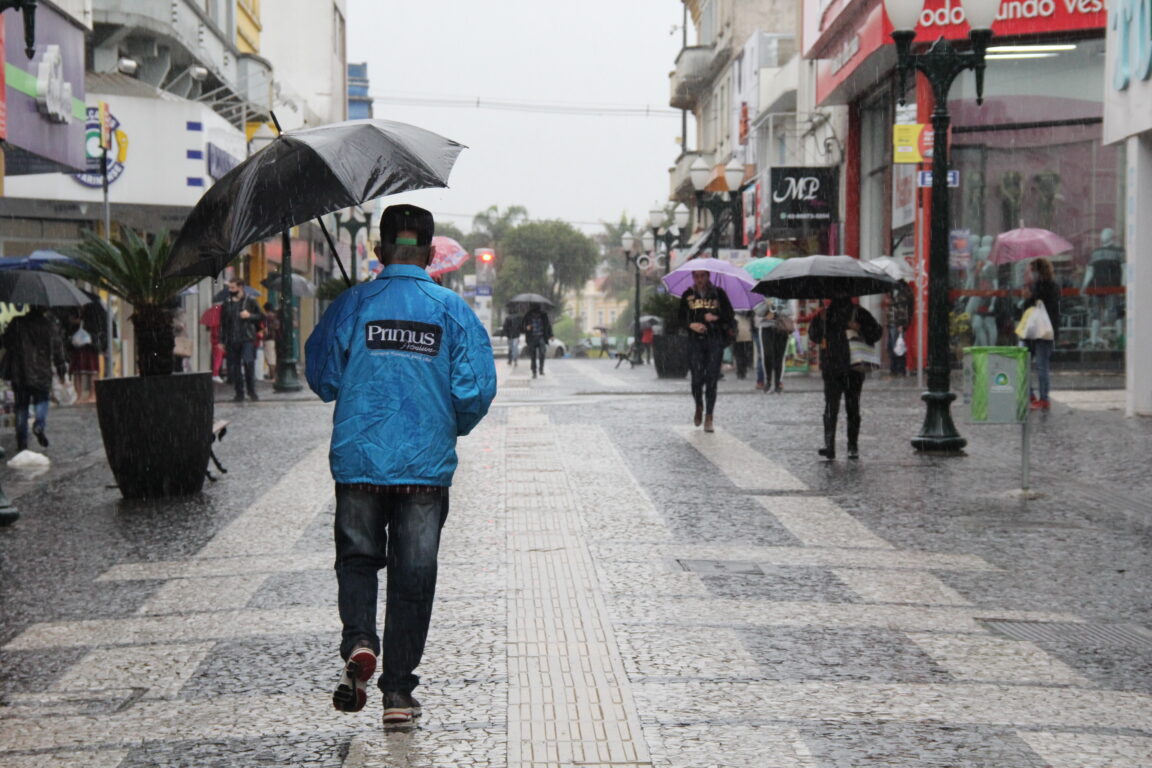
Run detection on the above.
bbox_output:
[0,269,91,307]
[164,119,465,280]
[507,293,553,306]
[752,255,897,299]
[262,273,316,298]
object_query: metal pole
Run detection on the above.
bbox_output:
[1021,416,1030,491]
[102,146,113,379]
[273,229,301,392]
[633,261,643,365]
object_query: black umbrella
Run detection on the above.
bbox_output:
[0,269,91,307]
[262,273,316,298]
[752,255,897,299]
[164,118,465,280]
[507,293,553,307]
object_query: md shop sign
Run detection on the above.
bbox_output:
[769,167,840,227]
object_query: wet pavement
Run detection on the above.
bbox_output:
[0,360,1150,766]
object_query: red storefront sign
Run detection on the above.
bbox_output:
[808,0,1106,104]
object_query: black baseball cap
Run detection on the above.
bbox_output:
[379,204,434,246]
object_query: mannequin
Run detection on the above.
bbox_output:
[1081,228,1124,347]
[965,235,998,346]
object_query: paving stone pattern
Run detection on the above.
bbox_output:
[0,359,1150,766]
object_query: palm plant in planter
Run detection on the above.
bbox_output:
[53,230,215,498]
[643,291,690,378]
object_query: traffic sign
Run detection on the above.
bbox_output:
[476,285,492,296]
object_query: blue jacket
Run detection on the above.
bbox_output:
[305,264,497,487]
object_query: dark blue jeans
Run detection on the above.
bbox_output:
[13,386,49,450]
[526,336,547,374]
[1025,338,1054,401]
[689,334,725,414]
[334,486,449,695]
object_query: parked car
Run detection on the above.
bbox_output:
[520,338,566,358]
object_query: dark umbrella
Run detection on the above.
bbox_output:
[0,270,91,306]
[507,293,553,307]
[164,118,466,280]
[261,273,316,298]
[752,255,897,299]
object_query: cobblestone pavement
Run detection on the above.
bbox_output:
[1,360,1150,766]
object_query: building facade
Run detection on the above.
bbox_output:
[802,0,1118,374]
[347,61,371,119]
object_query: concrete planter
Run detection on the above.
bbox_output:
[653,334,690,379]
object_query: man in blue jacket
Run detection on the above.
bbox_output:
[305,204,496,727]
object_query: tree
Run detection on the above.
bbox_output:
[496,220,598,313]
[598,214,638,299]
[471,205,528,249]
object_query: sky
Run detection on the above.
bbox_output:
[345,0,686,237]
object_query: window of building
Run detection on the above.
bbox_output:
[859,92,891,263]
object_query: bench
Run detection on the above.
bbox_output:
[206,419,229,482]
[614,344,638,369]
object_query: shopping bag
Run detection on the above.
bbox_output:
[71,328,92,347]
[1017,301,1054,340]
[52,375,77,407]
[847,332,880,372]
[173,336,194,357]
[893,331,907,357]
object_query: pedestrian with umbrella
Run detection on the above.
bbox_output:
[678,268,736,433]
[1,306,68,451]
[754,255,894,459]
[305,204,496,728]
[521,303,552,378]
[1019,257,1060,411]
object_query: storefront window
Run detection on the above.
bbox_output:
[947,39,1125,362]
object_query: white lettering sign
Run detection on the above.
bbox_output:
[773,176,822,203]
[1112,0,1152,90]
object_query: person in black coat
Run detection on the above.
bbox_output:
[679,270,735,433]
[220,278,264,402]
[1021,257,1060,410]
[1,307,67,451]
[807,295,882,459]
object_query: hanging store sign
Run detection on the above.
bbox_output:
[1104,0,1152,142]
[893,123,933,163]
[769,167,840,226]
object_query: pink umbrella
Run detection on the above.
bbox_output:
[990,228,1074,265]
[427,236,470,277]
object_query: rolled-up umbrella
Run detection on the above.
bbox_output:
[0,269,91,306]
[661,257,763,310]
[752,254,897,299]
[165,118,466,280]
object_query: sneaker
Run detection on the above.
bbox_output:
[232,395,244,402]
[332,646,377,713]
[847,445,859,460]
[247,391,259,401]
[212,376,225,384]
[1029,399,1044,410]
[818,447,836,460]
[693,405,703,427]
[703,415,714,433]
[1040,399,1050,410]
[381,690,422,727]
[755,381,765,390]
[32,424,48,448]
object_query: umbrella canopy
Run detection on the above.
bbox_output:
[0,269,91,307]
[262,273,316,298]
[743,256,786,281]
[212,285,261,302]
[508,293,553,307]
[0,249,76,271]
[427,236,470,277]
[866,255,914,281]
[990,228,1074,265]
[752,255,898,299]
[164,119,466,279]
[661,257,763,310]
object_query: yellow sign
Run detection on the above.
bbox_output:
[98,101,112,151]
[893,123,931,164]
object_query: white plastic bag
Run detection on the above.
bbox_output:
[893,331,907,357]
[52,375,77,407]
[1022,300,1054,340]
[71,328,92,347]
[8,449,50,468]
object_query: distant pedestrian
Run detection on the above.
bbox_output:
[60,302,103,403]
[522,303,552,378]
[1,307,66,451]
[500,312,521,366]
[200,303,225,384]
[807,295,882,460]
[171,306,191,373]
[1022,257,1060,410]
[733,311,754,380]
[262,302,281,380]
[754,297,792,393]
[305,204,496,728]
[680,270,734,433]
[886,280,913,376]
[220,279,263,401]
[640,323,654,364]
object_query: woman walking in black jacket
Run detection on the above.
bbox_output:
[807,295,882,459]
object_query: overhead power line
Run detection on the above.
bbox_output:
[372,93,680,118]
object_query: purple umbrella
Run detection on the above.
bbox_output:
[661,257,764,310]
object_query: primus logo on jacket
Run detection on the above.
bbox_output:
[365,320,442,356]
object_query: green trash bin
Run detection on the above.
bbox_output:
[962,346,1029,425]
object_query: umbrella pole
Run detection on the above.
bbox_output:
[317,218,352,286]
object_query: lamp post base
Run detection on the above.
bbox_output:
[911,389,967,454]
[274,362,302,393]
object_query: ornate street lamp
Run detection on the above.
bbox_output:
[885,0,1000,454]
[620,232,646,365]
[648,203,689,274]
[1,0,38,59]
[689,157,745,259]
[336,206,369,283]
